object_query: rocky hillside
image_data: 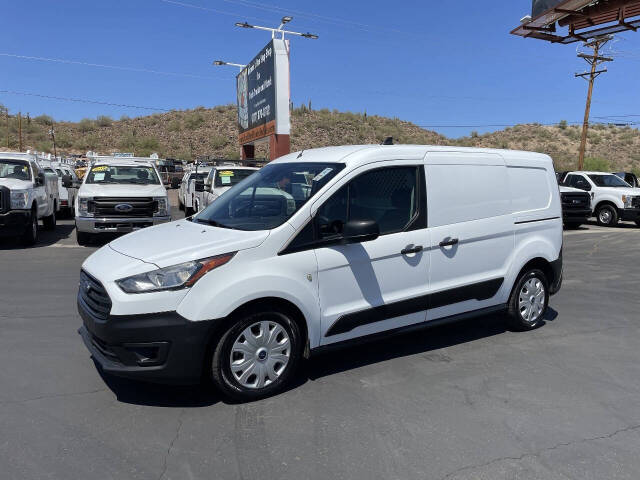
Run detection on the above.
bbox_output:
[2,104,639,172]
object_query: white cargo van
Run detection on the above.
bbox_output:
[77,145,563,401]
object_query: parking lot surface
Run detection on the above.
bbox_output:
[1,192,640,479]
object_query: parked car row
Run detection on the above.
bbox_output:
[557,171,640,227]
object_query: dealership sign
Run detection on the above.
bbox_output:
[236,38,290,145]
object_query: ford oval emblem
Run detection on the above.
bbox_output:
[115,203,134,213]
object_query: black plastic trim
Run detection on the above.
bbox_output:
[325,277,504,337]
[314,304,507,354]
[514,216,560,225]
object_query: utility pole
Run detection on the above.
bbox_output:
[18,112,22,152]
[5,109,9,149]
[49,127,57,158]
[575,35,613,170]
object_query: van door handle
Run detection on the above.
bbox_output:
[439,238,459,247]
[401,245,423,255]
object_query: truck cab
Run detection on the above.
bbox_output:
[195,166,258,212]
[0,152,59,245]
[74,157,170,244]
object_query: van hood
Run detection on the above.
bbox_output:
[0,178,33,191]
[78,183,167,198]
[108,219,269,268]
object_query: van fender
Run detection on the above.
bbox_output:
[506,231,560,295]
[177,266,322,347]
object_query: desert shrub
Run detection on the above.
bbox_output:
[78,118,96,133]
[168,120,182,132]
[583,157,610,171]
[56,133,73,148]
[34,115,54,126]
[136,136,160,156]
[96,115,113,127]
[185,113,205,129]
[558,120,568,130]
[120,115,131,122]
[471,131,479,138]
[209,135,228,149]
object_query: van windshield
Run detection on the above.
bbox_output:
[214,169,256,188]
[194,162,344,231]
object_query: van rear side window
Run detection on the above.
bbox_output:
[426,164,510,227]
[507,166,551,213]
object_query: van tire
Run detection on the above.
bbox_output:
[507,269,549,331]
[43,205,56,230]
[210,310,303,401]
[21,209,38,246]
[595,204,618,227]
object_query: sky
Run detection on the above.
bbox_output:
[1,0,639,138]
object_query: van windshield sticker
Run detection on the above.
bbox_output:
[312,167,333,182]
[220,176,232,184]
[92,166,108,172]
[93,172,105,181]
[219,171,234,176]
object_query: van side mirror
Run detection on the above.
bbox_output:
[343,219,379,244]
[36,172,45,186]
[194,179,205,192]
[62,174,73,188]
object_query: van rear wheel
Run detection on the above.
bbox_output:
[210,310,302,401]
[507,269,549,331]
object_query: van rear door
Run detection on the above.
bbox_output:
[425,152,513,321]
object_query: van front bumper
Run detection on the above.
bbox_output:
[76,215,171,234]
[78,298,214,384]
[0,210,30,237]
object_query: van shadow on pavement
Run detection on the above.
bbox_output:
[0,223,76,250]
[97,308,558,407]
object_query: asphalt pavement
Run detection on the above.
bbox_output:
[1,191,639,480]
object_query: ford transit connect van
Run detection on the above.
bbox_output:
[77,145,563,401]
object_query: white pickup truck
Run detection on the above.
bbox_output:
[0,152,60,245]
[53,161,80,217]
[193,166,258,212]
[75,157,171,244]
[562,171,640,226]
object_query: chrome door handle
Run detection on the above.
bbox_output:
[401,245,423,255]
[439,238,459,247]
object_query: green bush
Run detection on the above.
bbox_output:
[558,120,568,130]
[120,115,131,122]
[56,133,73,148]
[209,135,228,149]
[78,118,96,133]
[168,120,182,132]
[96,115,113,127]
[185,113,205,130]
[583,157,610,171]
[34,115,54,126]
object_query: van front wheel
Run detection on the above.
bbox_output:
[211,310,302,401]
[507,269,549,331]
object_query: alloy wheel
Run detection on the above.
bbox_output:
[518,277,545,323]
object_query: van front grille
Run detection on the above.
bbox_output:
[79,270,112,320]
[90,197,156,217]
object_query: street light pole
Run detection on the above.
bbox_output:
[234,16,319,40]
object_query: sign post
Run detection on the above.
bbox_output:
[236,38,291,161]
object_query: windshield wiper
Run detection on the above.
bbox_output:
[194,218,234,229]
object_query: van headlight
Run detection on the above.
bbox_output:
[10,190,29,209]
[116,253,235,293]
[154,197,169,216]
[78,197,93,217]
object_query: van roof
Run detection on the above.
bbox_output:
[272,144,551,167]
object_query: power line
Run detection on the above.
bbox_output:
[0,89,172,112]
[0,53,231,80]
[158,0,271,24]
[219,0,410,36]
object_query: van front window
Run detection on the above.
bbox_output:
[194,162,344,231]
